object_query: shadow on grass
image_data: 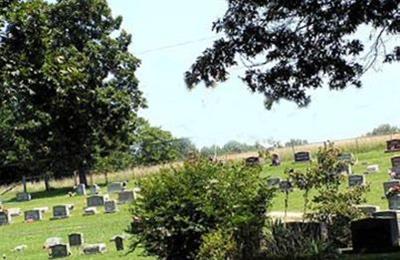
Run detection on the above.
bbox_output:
[5,187,73,203]
[3,182,109,203]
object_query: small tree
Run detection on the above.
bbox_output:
[129,159,276,259]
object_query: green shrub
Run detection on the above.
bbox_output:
[197,230,237,260]
[129,160,275,259]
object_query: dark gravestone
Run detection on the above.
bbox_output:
[118,191,134,204]
[104,200,118,213]
[24,210,43,222]
[271,153,281,166]
[87,195,108,207]
[112,236,124,251]
[52,205,70,219]
[384,180,400,196]
[68,233,84,247]
[0,212,11,225]
[16,192,31,202]
[245,156,261,166]
[83,243,107,255]
[356,205,380,216]
[392,157,400,168]
[279,180,293,192]
[373,211,400,235]
[49,243,70,258]
[389,195,400,210]
[386,139,400,153]
[348,175,366,188]
[351,218,399,253]
[294,152,311,163]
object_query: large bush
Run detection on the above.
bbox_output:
[129,160,275,259]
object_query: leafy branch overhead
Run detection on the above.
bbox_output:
[185,0,400,109]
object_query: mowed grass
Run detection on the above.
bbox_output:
[0,143,399,259]
[264,149,396,212]
[0,182,151,259]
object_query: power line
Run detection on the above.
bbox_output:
[136,36,219,55]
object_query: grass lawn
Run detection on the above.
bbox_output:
[0,148,399,259]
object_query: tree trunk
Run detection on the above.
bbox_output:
[104,171,108,184]
[78,168,88,186]
[44,174,51,192]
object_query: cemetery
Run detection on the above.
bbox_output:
[1,141,400,259]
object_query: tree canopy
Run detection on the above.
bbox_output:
[185,0,400,109]
[0,0,145,184]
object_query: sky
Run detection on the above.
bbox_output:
[108,0,400,148]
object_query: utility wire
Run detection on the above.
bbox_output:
[137,36,219,55]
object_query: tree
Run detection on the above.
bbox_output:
[132,119,181,166]
[366,123,400,136]
[185,1,400,109]
[0,0,145,185]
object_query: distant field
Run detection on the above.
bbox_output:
[0,134,399,259]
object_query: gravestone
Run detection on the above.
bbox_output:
[245,156,261,166]
[118,190,135,204]
[386,139,400,153]
[351,218,399,253]
[16,192,31,202]
[267,178,281,188]
[90,184,101,195]
[76,184,86,196]
[107,182,125,193]
[383,180,400,196]
[356,205,380,216]
[271,153,281,166]
[294,152,311,163]
[87,194,109,207]
[338,153,354,162]
[8,208,22,217]
[43,237,63,249]
[392,156,400,168]
[24,209,43,222]
[388,195,400,210]
[279,180,293,192]
[348,175,366,187]
[104,200,118,213]
[392,167,400,179]
[83,243,107,255]
[49,243,71,258]
[52,205,70,219]
[112,236,125,251]
[68,233,84,247]
[373,210,400,235]
[83,207,98,216]
[0,211,11,225]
